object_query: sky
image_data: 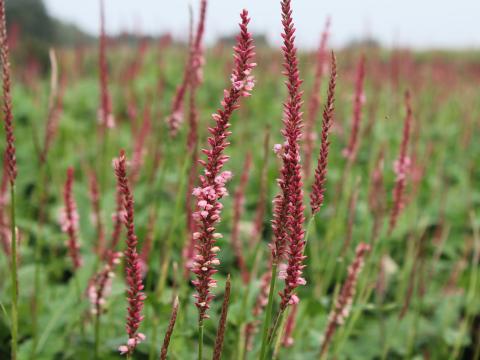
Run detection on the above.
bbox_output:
[43,0,479,49]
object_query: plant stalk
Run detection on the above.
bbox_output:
[10,184,18,360]
[259,261,278,360]
[198,320,204,360]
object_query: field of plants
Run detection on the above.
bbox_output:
[0,0,479,359]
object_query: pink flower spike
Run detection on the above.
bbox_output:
[343,54,366,162]
[61,167,82,270]
[190,9,256,321]
[274,0,307,310]
[388,90,413,234]
[320,243,370,357]
[114,150,146,356]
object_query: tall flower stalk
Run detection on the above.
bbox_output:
[98,0,114,191]
[114,150,146,357]
[189,9,255,359]
[104,179,124,260]
[343,55,366,162]
[167,0,207,136]
[260,1,306,357]
[212,275,232,360]
[184,0,208,273]
[304,17,331,178]
[310,52,337,215]
[61,167,83,270]
[98,0,114,131]
[40,48,63,164]
[89,171,105,256]
[0,1,18,357]
[388,90,413,234]
[319,243,371,358]
[88,251,122,358]
[160,296,180,360]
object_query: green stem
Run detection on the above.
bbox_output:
[148,313,159,360]
[259,261,278,360]
[272,308,289,359]
[267,309,285,348]
[198,320,204,360]
[241,245,264,360]
[73,276,85,338]
[100,129,110,192]
[94,314,100,359]
[32,163,48,356]
[10,184,18,360]
[237,281,252,360]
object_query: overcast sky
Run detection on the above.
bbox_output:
[44,0,479,49]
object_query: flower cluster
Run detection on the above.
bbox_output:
[88,172,105,255]
[167,0,208,136]
[276,0,306,310]
[114,150,146,355]
[98,0,115,130]
[389,90,413,234]
[131,103,152,185]
[41,53,63,164]
[0,0,17,185]
[61,167,82,270]
[393,156,411,181]
[104,182,125,261]
[0,155,10,255]
[342,55,366,161]
[190,9,255,321]
[320,243,371,357]
[310,52,337,215]
[87,251,122,316]
[304,17,331,178]
[160,297,180,360]
[183,1,209,272]
[190,0,207,87]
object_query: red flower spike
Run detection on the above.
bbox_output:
[310,52,337,215]
[304,17,331,179]
[275,0,306,310]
